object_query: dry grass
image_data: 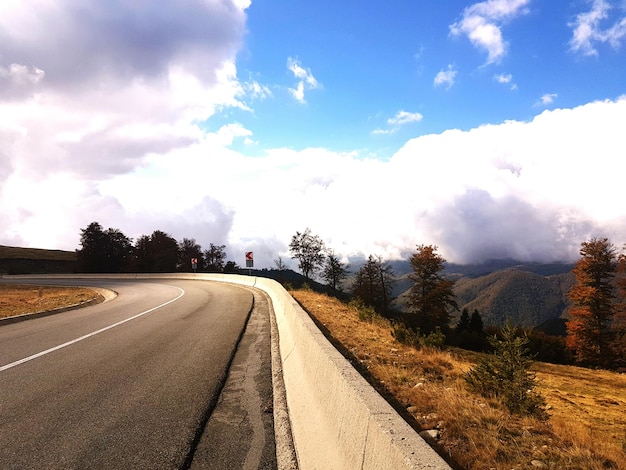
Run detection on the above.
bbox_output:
[291,289,626,470]
[0,284,99,318]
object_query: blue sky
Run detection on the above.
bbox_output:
[1,0,626,268]
[216,0,626,155]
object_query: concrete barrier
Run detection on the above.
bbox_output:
[2,273,450,469]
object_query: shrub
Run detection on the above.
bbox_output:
[421,327,446,349]
[349,298,379,323]
[391,323,421,348]
[391,324,446,350]
[464,323,548,419]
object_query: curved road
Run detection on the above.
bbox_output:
[0,278,277,469]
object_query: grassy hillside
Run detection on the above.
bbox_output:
[293,289,626,470]
[0,245,76,261]
[0,245,76,274]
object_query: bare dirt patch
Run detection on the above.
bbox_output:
[0,284,100,319]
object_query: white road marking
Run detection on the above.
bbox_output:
[0,286,185,373]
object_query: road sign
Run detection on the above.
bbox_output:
[191,258,198,272]
[245,252,253,268]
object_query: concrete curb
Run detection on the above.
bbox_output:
[2,273,451,470]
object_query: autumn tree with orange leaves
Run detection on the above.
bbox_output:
[566,238,617,367]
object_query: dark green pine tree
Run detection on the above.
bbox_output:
[456,308,471,332]
[464,324,547,419]
[469,309,484,333]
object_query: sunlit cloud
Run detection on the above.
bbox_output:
[96,97,626,267]
[494,72,518,90]
[569,0,626,56]
[287,57,320,103]
[244,80,272,100]
[535,93,558,106]
[434,65,457,89]
[388,110,424,126]
[450,0,531,64]
[372,111,423,135]
[1,1,626,272]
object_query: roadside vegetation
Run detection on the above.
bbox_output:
[287,231,626,468]
[0,284,99,318]
[291,288,626,469]
[75,221,240,274]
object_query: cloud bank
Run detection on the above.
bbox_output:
[1,1,626,269]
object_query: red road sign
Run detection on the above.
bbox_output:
[245,252,253,261]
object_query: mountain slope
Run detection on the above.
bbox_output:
[453,269,575,328]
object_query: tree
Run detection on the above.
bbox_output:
[223,261,240,273]
[469,309,484,333]
[204,243,227,272]
[351,255,395,316]
[132,234,152,272]
[273,256,288,271]
[454,307,486,351]
[76,222,132,273]
[612,253,626,368]
[178,238,204,272]
[407,245,458,334]
[289,228,326,279]
[464,323,547,419]
[566,238,617,366]
[102,228,133,273]
[322,251,348,291]
[77,222,108,273]
[456,308,471,332]
[146,230,178,272]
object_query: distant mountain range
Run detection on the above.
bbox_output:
[1,245,575,333]
[388,259,575,332]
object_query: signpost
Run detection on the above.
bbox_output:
[245,252,253,275]
[191,257,198,273]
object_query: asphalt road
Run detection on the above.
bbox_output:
[0,278,277,469]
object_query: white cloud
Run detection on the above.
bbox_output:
[388,111,424,126]
[450,0,531,64]
[3,90,626,267]
[287,57,320,103]
[373,110,424,135]
[289,81,306,103]
[494,73,512,83]
[2,2,626,270]
[494,72,518,90]
[372,128,394,136]
[94,97,626,267]
[244,80,272,100]
[434,65,458,89]
[569,0,626,56]
[0,0,251,250]
[0,63,46,100]
[535,93,558,106]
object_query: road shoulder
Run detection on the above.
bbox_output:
[189,288,280,470]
